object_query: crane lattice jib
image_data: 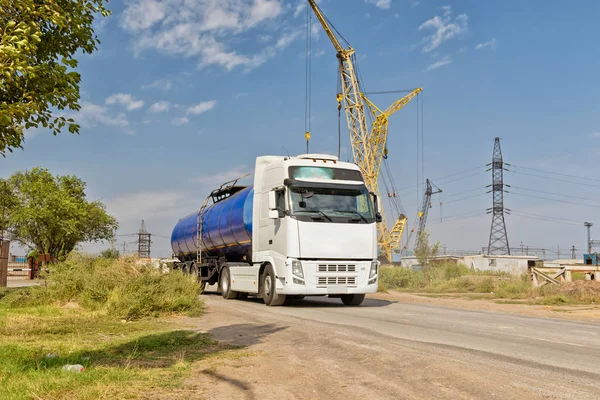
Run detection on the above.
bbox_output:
[415,179,442,249]
[308,0,418,262]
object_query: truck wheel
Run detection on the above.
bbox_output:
[220,267,238,300]
[189,262,198,278]
[340,294,365,306]
[262,265,286,306]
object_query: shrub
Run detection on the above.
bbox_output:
[0,253,203,320]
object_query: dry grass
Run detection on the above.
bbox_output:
[0,253,219,399]
[379,263,600,305]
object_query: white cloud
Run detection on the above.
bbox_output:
[294,2,306,18]
[141,78,173,91]
[591,132,600,138]
[313,49,325,57]
[417,6,468,53]
[105,190,187,222]
[105,93,144,111]
[190,166,251,186]
[365,0,392,10]
[120,0,295,72]
[276,31,302,49]
[172,116,189,126]
[475,38,497,50]
[427,56,453,71]
[149,101,170,113]
[257,34,272,43]
[187,100,217,115]
[74,101,134,135]
[120,0,166,31]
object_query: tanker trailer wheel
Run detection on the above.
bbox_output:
[340,294,365,306]
[220,267,238,300]
[262,265,286,306]
[189,262,198,279]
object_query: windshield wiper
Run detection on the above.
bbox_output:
[333,210,369,223]
[295,210,333,221]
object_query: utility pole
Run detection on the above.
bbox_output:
[585,222,593,254]
[557,245,560,260]
[487,137,510,255]
[137,220,151,258]
[571,245,576,259]
[122,241,127,254]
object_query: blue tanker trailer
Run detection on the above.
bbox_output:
[170,154,380,306]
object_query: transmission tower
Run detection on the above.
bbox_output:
[137,220,152,258]
[486,137,510,255]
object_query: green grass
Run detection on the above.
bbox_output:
[0,253,226,399]
[379,262,600,305]
[2,253,203,320]
[0,305,230,399]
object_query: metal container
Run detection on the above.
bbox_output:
[171,186,254,261]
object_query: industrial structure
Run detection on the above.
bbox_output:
[414,179,442,250]
[487,137,510,255]
[308,0,421,262]
[137,220,151,259]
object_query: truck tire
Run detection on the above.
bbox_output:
[262,265,286,306]
[220,267,238,300]
[340,294,365,306]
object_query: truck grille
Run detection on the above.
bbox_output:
[317,264,356,272]
[317,276,356,285]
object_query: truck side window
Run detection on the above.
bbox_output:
[276,189,286,217]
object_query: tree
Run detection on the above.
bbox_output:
[0,0,110,156]
[0,179,17,240]
[100,248,120,259]
[5,167,118,260]
[414,231,440,268]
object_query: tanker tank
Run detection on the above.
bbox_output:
[171,186,254,262]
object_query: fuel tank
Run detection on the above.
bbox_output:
[171,186,254,261]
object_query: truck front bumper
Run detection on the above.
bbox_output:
[279,259,378,296]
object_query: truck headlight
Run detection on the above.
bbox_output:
[369,261,378,279]
[292,260,304,279]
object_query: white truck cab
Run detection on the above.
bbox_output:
[223,154,380,306]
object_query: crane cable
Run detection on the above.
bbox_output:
[304,4,312,153]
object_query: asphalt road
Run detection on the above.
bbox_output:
[197,292,600,399]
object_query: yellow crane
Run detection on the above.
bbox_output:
[308,0,422,262]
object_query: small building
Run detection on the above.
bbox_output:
[462,254,539,275]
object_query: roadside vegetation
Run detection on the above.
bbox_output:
[379,263,600,305]
[0,254,224,399]
[382,232,600,305]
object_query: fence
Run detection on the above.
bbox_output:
[7,256,37,281]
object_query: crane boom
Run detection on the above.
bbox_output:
[415,179,442,249]
[308,0,420,262]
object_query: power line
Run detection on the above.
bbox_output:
[510,191,600,209]
[510,185,600,204]
[510,211,583,227]
[510,164,600,183]
[507,170,600,189]
[397,165,485,192]
[442,187,487,198]
[442,192,487,205]
[511,210,592,225]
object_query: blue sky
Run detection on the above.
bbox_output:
[3,0,600,258]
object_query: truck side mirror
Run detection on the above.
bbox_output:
[268,190,277,210]
[268,190,279,219]
[370,191,382,223]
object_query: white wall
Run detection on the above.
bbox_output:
[462,255,536,275]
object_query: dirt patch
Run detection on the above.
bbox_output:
[370,290,600,322]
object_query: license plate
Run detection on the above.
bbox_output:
[327,286,348,294]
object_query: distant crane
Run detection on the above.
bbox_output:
[308,0,421,262]
[414,179,442,249]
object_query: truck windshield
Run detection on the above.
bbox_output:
[289,185,375,223]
